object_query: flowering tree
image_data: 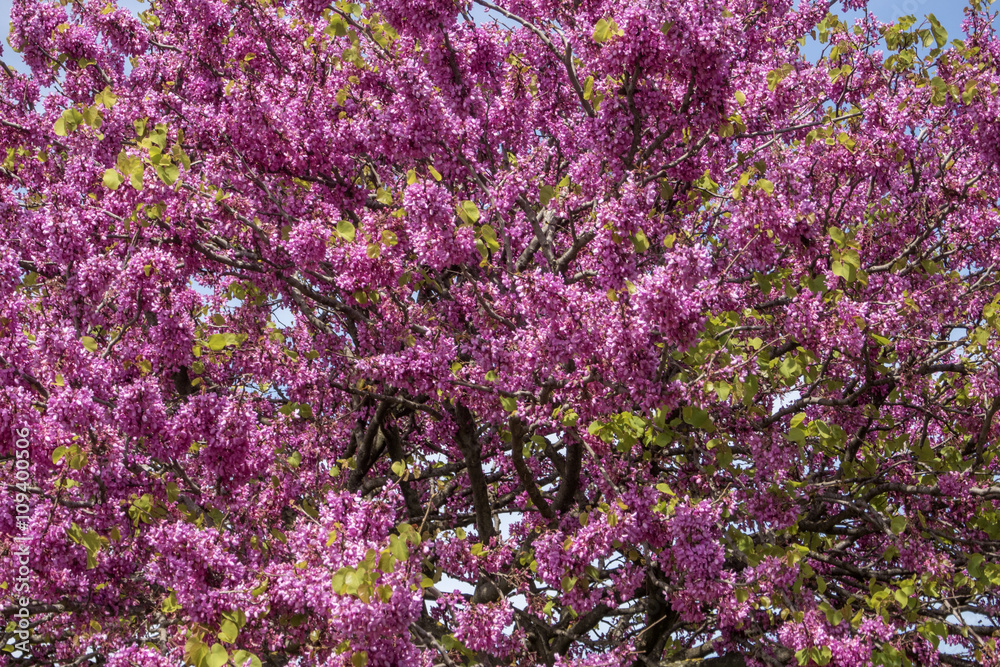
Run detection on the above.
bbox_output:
[4,0,1000,665]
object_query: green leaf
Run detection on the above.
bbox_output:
[631,229,649,253]
[381,229,398,246]
[366,243,381,259]
[389,534,409,560]
[250,579,268,597]
[893,588,910,607]
[539,184,556,207]
[754,271,771,296]
[660,181,674,201]
[871,333,892,347]
[715,444,733,468]
[186,638,209,667]
[205,644,228,667]
[928,14,948,47]
[427,165,442,181]
[67,108,85,129]
[714,381,731,401]
[890,515,907,535]
[832,260,854,283]
[129,161,144,190]
[500,396,517,413]
[157,163,179,185]
[53,117,68,136]
[326,15,348,37]
[829,226,846,247]
[743,374,759,407]
[757,179,774,195]
[836,132,856,151]
[81,336,99,353]
[592,18,621,43]
[162,591,181,613]
[207,334,229,351]
[82,106,102,128]
[232,651,261,667]
[102,169,123,190]
[593,18,611,42]
[337,220,356,243]
[766,70,783,91]
[172,144,191,169]
[457,200,480,224]
[967,553,986,579]
[95,86,118,109]
[735,90,746,105]
[218,619,239,644]
[682,406,711,429]
[480,224,500,251]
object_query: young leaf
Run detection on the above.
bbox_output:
[337,220,356,242]
[539,185,556,206]
[205,644,228,667]
[218,619,239,644]
[457,200,480,224]
[103,169,123,190]
[928,14,948,47]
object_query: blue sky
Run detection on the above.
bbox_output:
[865,0,969,29]
[0,0,978,72]
[0,0,147,73]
